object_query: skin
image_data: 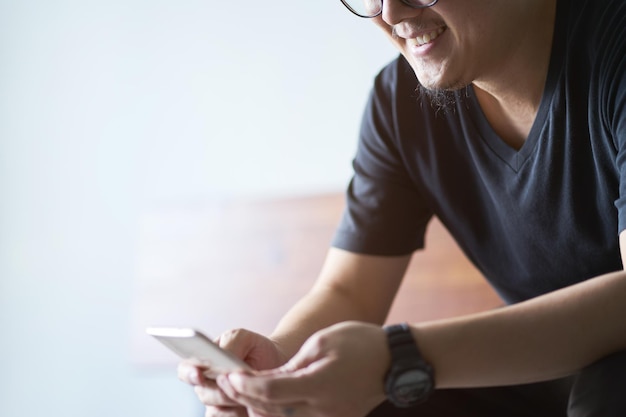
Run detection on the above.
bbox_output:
[178,1,626,416]
[376,0,556,148]
[180,250,411,417]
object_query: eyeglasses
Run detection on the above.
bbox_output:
[340,0,439,18]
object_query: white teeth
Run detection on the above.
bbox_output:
[413,27,445,46]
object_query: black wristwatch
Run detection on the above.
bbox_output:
[383,323,435,407]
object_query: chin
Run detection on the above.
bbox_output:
[408,59,468,92]
[416,69,468,92]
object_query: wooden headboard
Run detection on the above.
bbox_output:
[131,192,500,367]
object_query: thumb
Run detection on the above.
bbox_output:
[275,335,332,376]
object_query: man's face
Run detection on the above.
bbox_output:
[373,0,525,91]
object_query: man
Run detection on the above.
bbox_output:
[179,0,626,415]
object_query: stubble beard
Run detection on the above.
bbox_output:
[410,60,470,113]
[415,81,472,114]
[418,84,455,111]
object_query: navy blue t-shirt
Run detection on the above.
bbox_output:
[332,0,626,303]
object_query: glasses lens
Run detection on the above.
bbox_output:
[342,0,382,18]
[342,0,438,17]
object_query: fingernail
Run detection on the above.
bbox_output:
[188,370,200,385]
[228,373,244,390]
[216,374,228,388]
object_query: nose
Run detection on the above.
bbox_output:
[381,0,425,26]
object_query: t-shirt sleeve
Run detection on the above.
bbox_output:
[607,6,626,233]
[332,59,433,256]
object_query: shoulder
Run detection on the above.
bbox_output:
[564,0,626,50]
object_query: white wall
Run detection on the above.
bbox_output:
[0,1,396,416]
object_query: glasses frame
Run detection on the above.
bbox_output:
[340,0,439,18]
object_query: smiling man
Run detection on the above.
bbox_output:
[179,1,626,416]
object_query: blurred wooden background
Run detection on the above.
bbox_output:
[131,192,501,367]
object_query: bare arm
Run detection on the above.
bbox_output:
[213,234,626,417]
[413,268,626,388]
[219,244,626,417]
[270,247,412,358]
[411,230,626,388]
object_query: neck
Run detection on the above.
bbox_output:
[473,0,557,149]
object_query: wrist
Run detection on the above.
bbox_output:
[383,323,435,407]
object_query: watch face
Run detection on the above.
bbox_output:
[392,369,433,404]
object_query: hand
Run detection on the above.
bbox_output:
[178,328,289,417]
[216,321,390,417]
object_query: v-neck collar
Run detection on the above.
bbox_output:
[462,0,568,172]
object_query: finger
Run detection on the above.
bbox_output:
[194,382,240,407]
[178,361,207,386]
[244,371,314,402]
[236,394,304,417]
[214,339,327,411]
[224,373,309,406]
[247,407,290,417]
[222,351,327,404]
[204,405,248,417]
[214,329,264,372]
[223,378,305,417]
[273,330,332,375]
[217,328,253,358]
[179,359,230,384]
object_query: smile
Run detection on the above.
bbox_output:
[408,27,446,47]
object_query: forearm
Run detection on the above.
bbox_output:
[270,248,411,359]
[413,270,626,388]
[270,285,380,359]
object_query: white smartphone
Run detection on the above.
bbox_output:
[146,327,252,374]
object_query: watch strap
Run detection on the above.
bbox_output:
[384,323,429,367]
